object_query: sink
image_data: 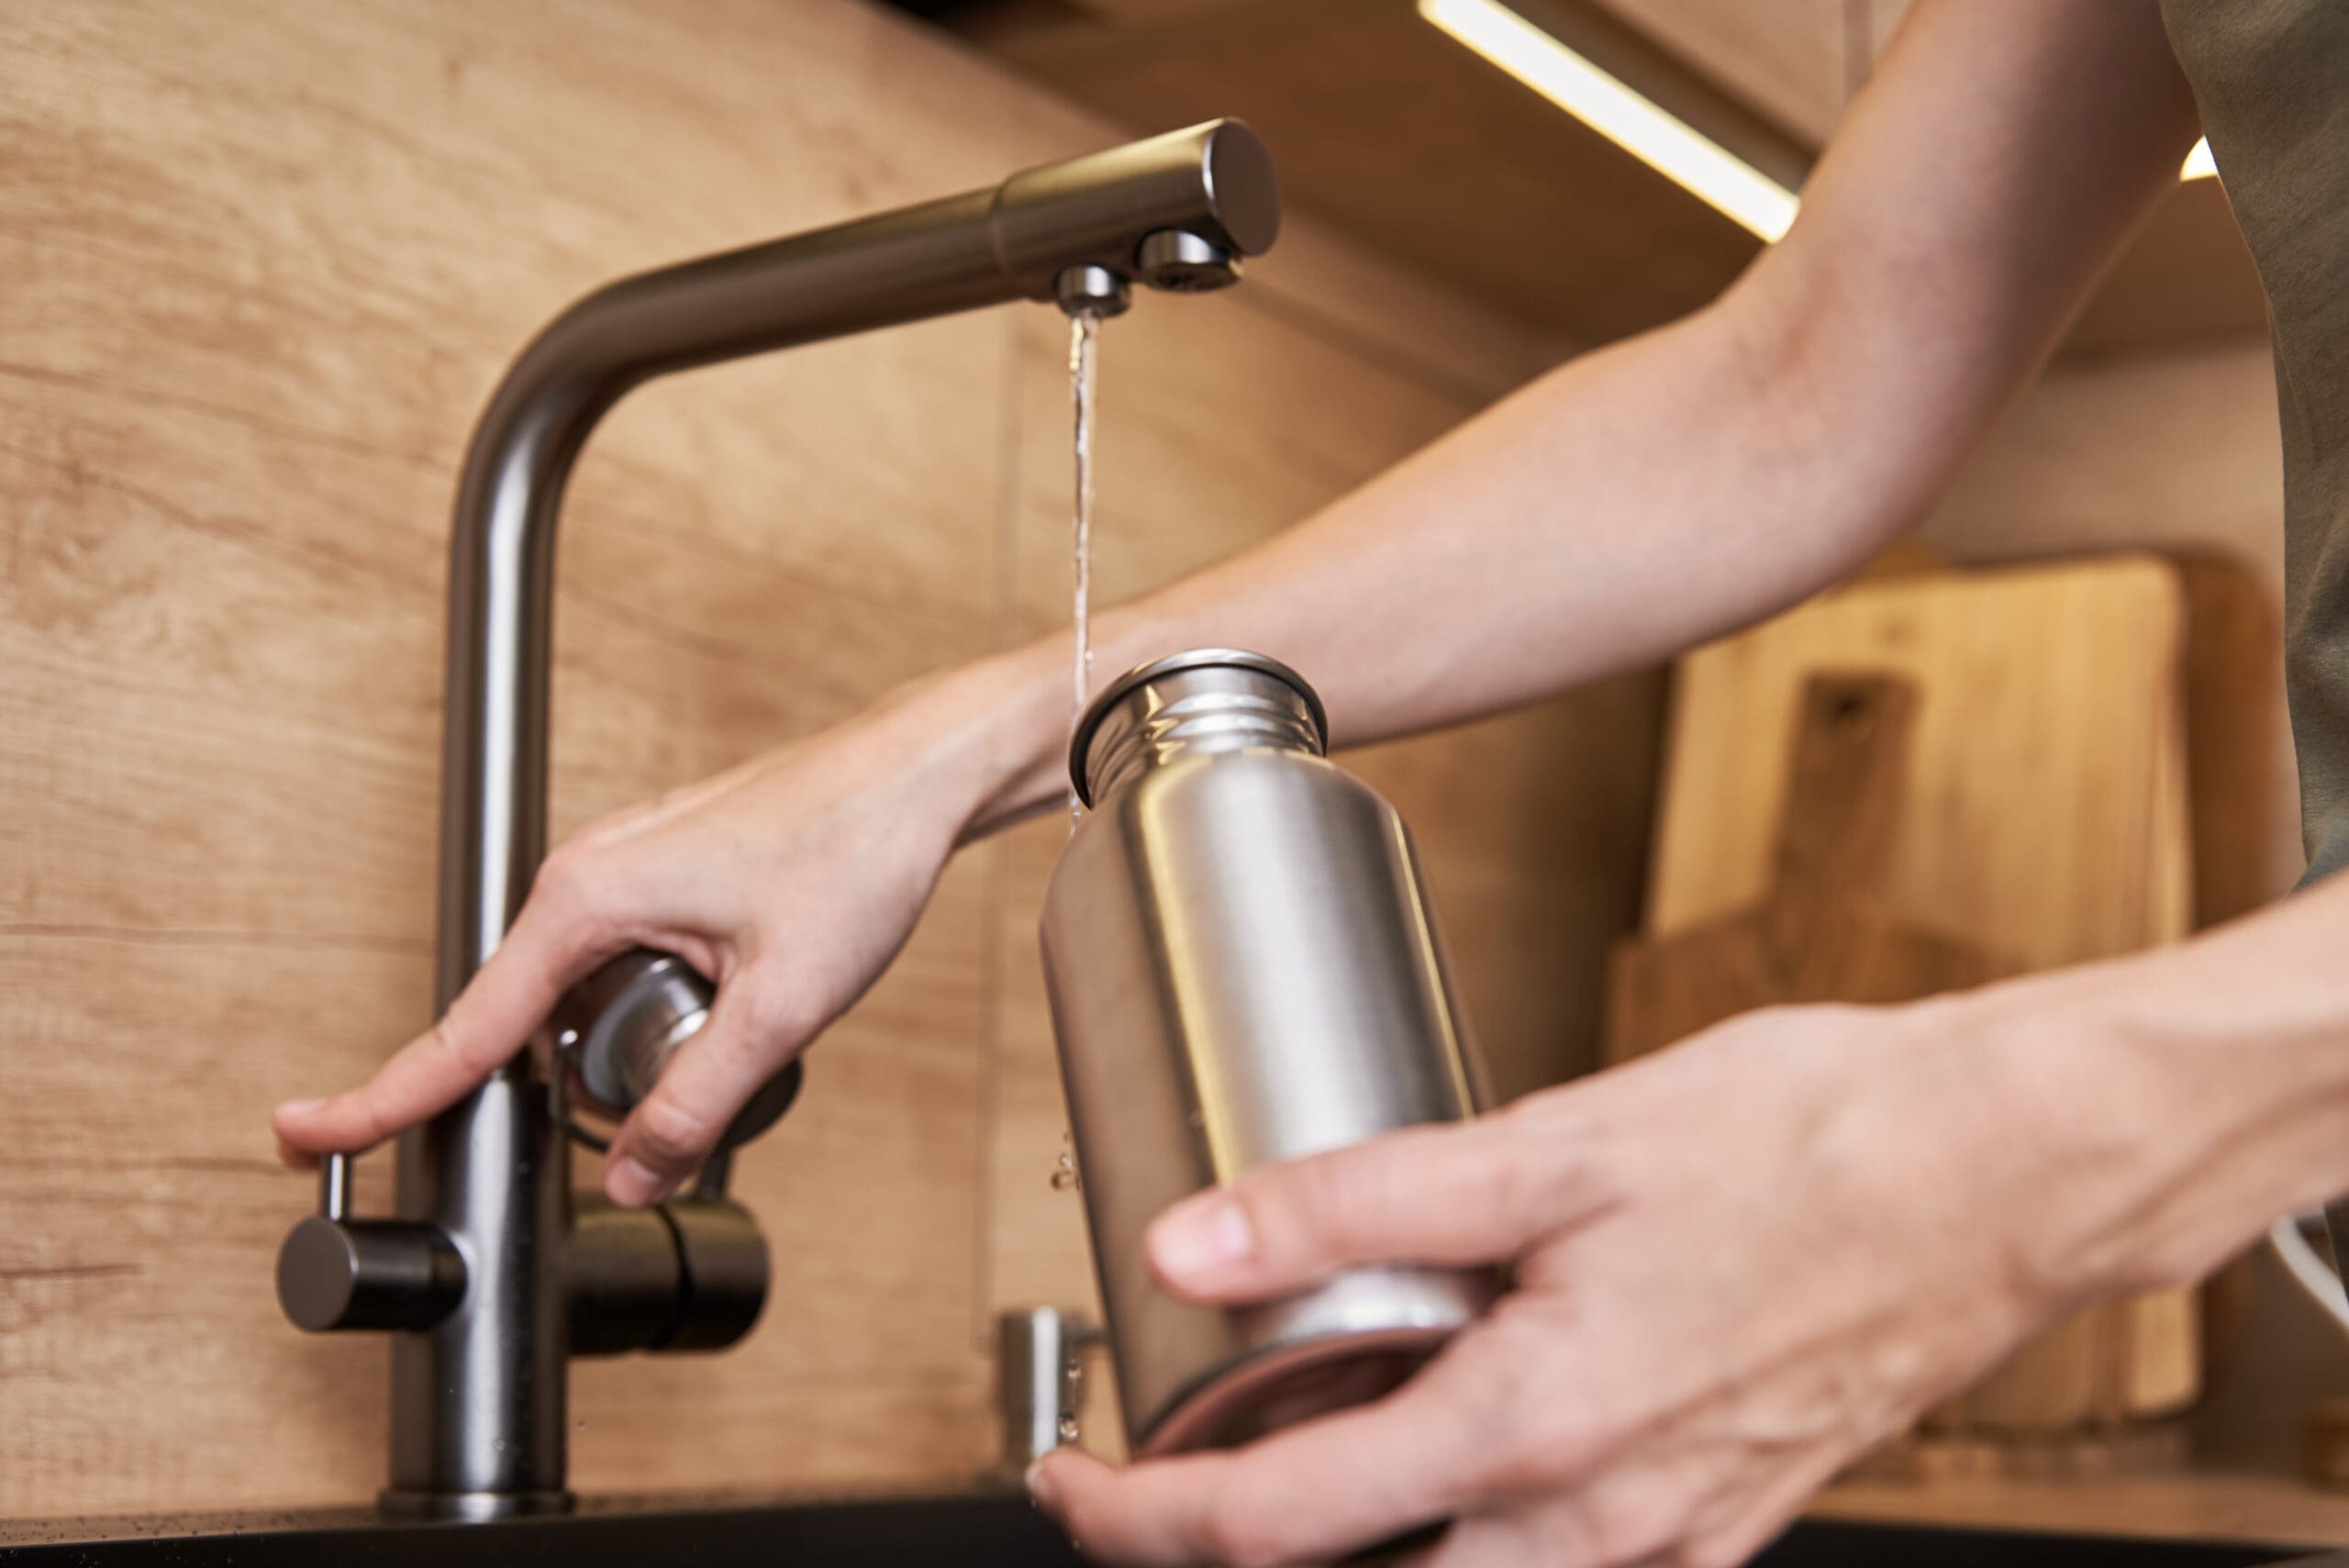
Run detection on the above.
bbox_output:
[0,1492,2326,1565]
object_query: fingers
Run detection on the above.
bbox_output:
[273,890,608,1159]
[1143,1114,1592,1305]
[602,974,798,1207]
[1030,1353,1490,1568]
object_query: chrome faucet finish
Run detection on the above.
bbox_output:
[273,120,1280,1520]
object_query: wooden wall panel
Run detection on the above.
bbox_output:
[1071,0,1847,145]
[2,0,1656,1521]
[1582,0,1852,143]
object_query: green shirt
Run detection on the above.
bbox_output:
[2161,0,2349,883]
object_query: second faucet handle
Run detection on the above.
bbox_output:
[548,948,805,1192]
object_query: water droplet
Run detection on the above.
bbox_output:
[1057,1415,1081,1444]
[1051,1130,1082,1191]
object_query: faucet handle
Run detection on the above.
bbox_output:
[548,948,805,1192]
[278,1151,464,1334]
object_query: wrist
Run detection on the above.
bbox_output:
[867,639,1071,848]
[1943,972,2182,1311]
[1953,909,2349,1307]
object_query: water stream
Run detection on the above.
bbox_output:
[1067,311,1101,823]
[1055,317,1104,1197]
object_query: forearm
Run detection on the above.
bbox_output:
[930,293,1941,837]
[1965,875,2349,1307]
[1084,313,1896,738]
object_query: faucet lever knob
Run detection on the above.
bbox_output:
[549,948,805,1176]
[319,1151,353,1221]
[278,1213,466,1333]
[279,1149,465,1333]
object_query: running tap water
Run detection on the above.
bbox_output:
[1068,311,1103,821]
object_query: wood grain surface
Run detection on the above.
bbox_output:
[1646,558,2193,969]
[0,0,1662,1518]
[1609,673,2005,1063]
[1074,0,1851,139]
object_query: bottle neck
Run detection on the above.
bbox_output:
[1078,656,1325,806]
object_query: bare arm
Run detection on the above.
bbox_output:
[276,0,2207,1205]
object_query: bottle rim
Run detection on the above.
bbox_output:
[1067,648,1329,807]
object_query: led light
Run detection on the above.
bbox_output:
[1419,0,1800,241]
[2181,137,2216,182]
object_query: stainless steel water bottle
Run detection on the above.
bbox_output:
[1040,648,1497,1457]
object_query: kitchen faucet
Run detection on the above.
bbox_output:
[273,120,1281,1520]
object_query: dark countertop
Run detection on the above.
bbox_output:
[0,1490,2328,1566]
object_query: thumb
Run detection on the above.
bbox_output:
[602,978,796,1207]
[1144,1115,1575,1303]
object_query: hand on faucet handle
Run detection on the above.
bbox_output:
[273,662,1044,1206]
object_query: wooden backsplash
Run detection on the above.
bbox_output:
[0,0,1660,1517]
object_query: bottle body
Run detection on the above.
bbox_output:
[1040,651,1496,1456]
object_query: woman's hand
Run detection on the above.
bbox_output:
[272,662,1057,1207]
[1030,997,2132,1568]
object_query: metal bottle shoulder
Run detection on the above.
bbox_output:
[1051,745,1397,893]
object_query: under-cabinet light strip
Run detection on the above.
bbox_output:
[1418,0,1799,241]
[1421,0,2220,245]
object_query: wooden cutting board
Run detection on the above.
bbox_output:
[1619,555,2199,1434]
[1610,673,2006,1056]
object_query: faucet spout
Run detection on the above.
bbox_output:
[358,119,1280,1518]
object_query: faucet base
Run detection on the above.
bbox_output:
[379,1486,575,1522]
